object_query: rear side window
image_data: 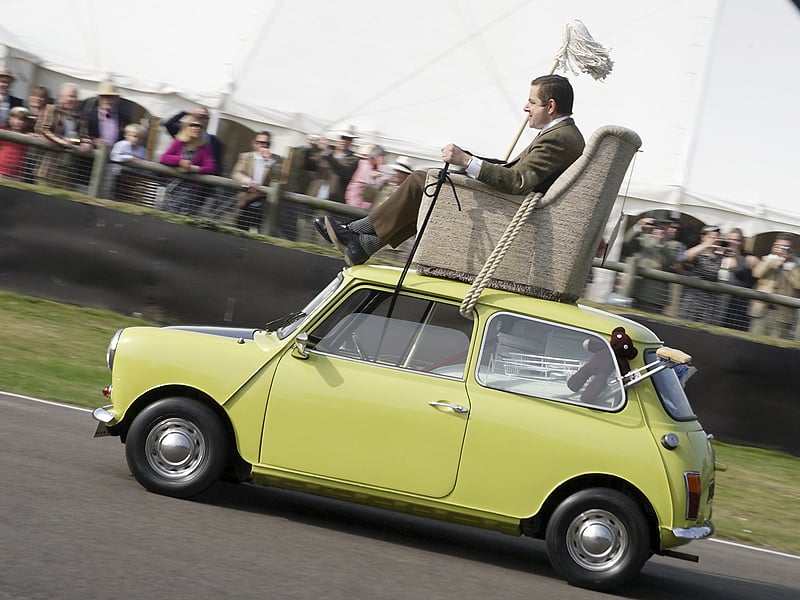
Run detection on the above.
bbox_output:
[645,348,697,420]
[476,313,625,410]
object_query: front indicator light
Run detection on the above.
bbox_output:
[685,472,702,520]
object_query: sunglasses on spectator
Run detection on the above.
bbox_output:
[188,123,203,128]
[255,140,270,146]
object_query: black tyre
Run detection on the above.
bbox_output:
[125,397,229,499]
[545,488,651,592]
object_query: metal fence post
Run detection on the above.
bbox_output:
[621,256,638,298]
[263,181,281,236]
[88,144,110,199]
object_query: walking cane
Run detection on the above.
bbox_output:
[387,163,451,318]
[503,20,614,162]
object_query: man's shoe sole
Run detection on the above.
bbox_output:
[313,216,331,243]
[324,217,355,266]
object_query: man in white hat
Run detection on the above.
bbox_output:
[306,129,359,203]
[85,81,130,147]
[0,67,24,128]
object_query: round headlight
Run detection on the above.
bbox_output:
[107,328,123,369]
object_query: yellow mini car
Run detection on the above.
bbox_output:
[93,265,716,591]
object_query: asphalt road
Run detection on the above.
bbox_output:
[2,392,799,600]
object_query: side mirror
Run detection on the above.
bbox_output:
[292,332,310,359]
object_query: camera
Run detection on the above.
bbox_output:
[717,240,729,248]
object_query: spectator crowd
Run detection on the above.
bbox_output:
[2,68,798,341]
[622,218,800,340]
[0,70,417,239]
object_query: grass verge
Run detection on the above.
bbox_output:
[1,289,798,555]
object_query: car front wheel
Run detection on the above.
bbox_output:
[125,397,229,499]
[545,487,651,591]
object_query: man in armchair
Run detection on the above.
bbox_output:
[314,74,585,266]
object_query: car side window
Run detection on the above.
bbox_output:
[309,288,472,379]
[476,313,625,410]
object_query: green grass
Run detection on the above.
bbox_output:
[0,291,149,406]
[1,289,798,555]
[712,442,800,554]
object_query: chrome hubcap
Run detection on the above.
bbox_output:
[144,417,206,479]
[565,509,627,571]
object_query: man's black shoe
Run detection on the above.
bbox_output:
[324,216,369,266]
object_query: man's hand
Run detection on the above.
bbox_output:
[441,143,471,167]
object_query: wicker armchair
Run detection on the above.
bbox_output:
[414,125,642,304]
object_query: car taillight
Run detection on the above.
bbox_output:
[685,472,702,520]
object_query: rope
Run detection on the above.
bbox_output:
[459,191,543,318]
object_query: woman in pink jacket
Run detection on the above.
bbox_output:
[344,145,391,209]
[159,114,217,215]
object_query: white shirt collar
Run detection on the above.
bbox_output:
[539,115,571,134]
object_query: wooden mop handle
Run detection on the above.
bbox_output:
[502,58,560,161]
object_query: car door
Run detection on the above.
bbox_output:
[261,287,474,498]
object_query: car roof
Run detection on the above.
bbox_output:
[346,265,662,345]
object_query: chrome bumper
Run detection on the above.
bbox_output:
[92,405,115,423]
[673,520,715,540]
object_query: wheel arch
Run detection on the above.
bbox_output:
[117,384,249,480]
[521,474,660,551]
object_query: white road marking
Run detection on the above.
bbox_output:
[4,390,800,562]
[708,538,800,560]
[1,390,92,412]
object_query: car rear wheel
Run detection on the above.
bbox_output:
[125,397,229,499]
[545,488,650,591]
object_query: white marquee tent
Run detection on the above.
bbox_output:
[2,0,799,236]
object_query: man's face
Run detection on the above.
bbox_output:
[0,76,10,94]
[98,95,117,112]
[337,137,354,152]
[253,135,271,154]
[61,87,78,110]
[524,84,553,130]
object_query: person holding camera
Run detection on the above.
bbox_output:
[622,217,679,312]
[748,234,800,340]
[678,224,726,324]
[718,227,759,331]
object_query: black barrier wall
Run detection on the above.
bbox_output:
[0,187,341,325]
[1,186,798,456]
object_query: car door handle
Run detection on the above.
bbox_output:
[428,401,469,414]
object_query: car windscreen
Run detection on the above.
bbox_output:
[277,273,343,339]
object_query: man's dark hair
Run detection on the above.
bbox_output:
[531,74,574,115]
